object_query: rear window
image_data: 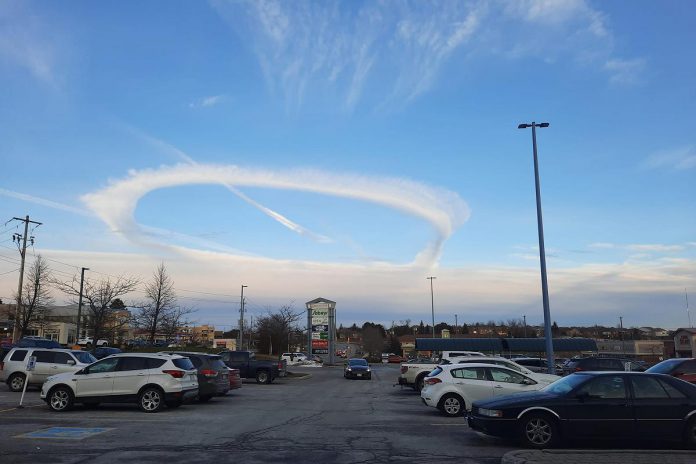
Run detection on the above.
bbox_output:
[428,367,443,377]
[172,358,195,370]
[10,349,28,362]
[208,356,227,370]
[34,350,55,363]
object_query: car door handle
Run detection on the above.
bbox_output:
[51,366,58,369]
[494,385,503,389]
[137,373,146,376]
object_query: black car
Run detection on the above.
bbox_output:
[170,352,230,401]
[344,358,371,380]
[91,346,122,359]
[561,357,625,376]
[468,372,696,448]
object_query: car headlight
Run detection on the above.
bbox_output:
[366,368,371,372]
[346,367,352,371]
[478,408,503,418]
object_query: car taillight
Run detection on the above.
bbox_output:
[163,369,185,378]
[200,369,217,378]
[425,377,442,385]
[400,366,408,374]
[574,367,583,372]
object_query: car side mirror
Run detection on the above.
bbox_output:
[67,360,76,366]
[521,378,536,385]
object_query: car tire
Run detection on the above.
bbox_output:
[438,393,465,417]
[198,395,213,403]
[138,387,165,413]
[518,412,560,449]
[48,386,74,412]
[415,375,425,392]
[255,370,271,384]
[684,417,696,448]
[83,402,100,409]
[8,373,26,392]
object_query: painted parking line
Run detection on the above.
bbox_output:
[1,415,171,422]
[16,427,114,440]
[0,404,44,413]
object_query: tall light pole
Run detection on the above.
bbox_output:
[518,121,554,374]
[239,285,247,351]
[427,277,436,338]
[76,267,89,343]
[619,316,626,358]
[455,314,458,335]
[523,315,527,338]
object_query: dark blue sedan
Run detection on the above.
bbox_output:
[344,358,371,380]
[468,372,696,448]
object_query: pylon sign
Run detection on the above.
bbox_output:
[306,298,336,363]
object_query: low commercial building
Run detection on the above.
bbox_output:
[674,328,696,358]
[595,339,665,362]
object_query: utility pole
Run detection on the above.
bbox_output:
[75,267,89,344]
[427,277,436,338]
[687,288,691,328]
[455,314,458,335]
[523,315,527,338]
[619,316,625,358]
[238,285,247,351]
[518,122,554,374]
[11,215,41,342]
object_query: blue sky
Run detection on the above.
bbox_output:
[1,0,694,330]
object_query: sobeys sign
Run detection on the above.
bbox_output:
[311,309,329,325]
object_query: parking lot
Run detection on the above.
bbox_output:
[0,364,517,463]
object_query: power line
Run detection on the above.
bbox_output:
[0,268,19,276]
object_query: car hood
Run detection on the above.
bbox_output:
[45,371,79,383]
[473,391,558,409]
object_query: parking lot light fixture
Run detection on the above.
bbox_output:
[518,121,554,374]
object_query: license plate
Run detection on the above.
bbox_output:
[357,374,362,377]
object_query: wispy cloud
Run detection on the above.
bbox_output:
[589,242,686,253]
[81,163,470,268]
[604,58,646,85]
[643,146,696,171]
[588,242,615,249]
[189,95,225,108]
[0,1,60,85]
[211,0,638,111]
[0,188,90,216]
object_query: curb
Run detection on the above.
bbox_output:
[502,449,696,464]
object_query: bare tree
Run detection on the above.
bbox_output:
[256,305,302,355]
[134,263,177,343]
[54,274,139,344]
[14,255,53,337]
[159,306,196,342]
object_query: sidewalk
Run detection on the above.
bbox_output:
[502,449,696,464]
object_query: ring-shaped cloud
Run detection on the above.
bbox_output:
[82,163,470,267]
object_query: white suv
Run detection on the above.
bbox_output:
[40,353,199,413]
[1,348,96,392]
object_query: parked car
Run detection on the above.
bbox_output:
[227,368,242,391]
[16,337,61,349]
[91,347,122,360]
[561,357,626,376]
[218,351,286,384]
[41,353,198,412]
[398,351,486,391]
[647,358,696,383]
[77,337,108,347]
[450,356,560,384]
[388,354,405,363]
[167,352,230,401]
[344,358,371,380]
[468,372,696,448]
[421,363,552,417]
[0,347,95,392]
[513,357,557,373]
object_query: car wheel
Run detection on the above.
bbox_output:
[8,373,26,392]
[198,395,213,403]
[255,370,270,384]
[518,412,559,448]
[48,386,74,412]
[438,393,465,417]
[684,417,696,448]
[83,402,100,409]
[415,376,425,392]
[138,387,164,413]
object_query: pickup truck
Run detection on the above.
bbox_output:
[218,350,287,384]
[397,351,487,392]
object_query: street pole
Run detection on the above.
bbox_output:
[619,316,626,358]
[455,314,458,335]
[523,315,527,338]
[11,215,41,343]
[518,122,554,374]
[239,285,247,351]
[76,267,89,344]
[427,277,436,338]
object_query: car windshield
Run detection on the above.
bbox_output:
[542,374,588,395]
[208,356,227,370]
[348,359,368,366]
[73,351,97,364]
[646,359,684,374]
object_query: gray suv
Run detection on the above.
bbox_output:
[0,348,96,391]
